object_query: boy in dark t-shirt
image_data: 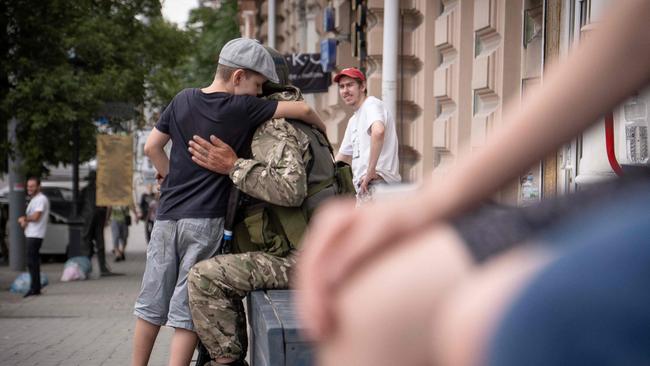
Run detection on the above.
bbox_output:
[132,38,325,366]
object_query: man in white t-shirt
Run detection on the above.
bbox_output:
[334,67,401,201]
[18,177,50,298]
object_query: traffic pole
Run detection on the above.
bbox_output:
[8,117,25,271]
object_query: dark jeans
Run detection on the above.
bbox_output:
[26,237,43,292]
[453,173,650,262]
[145,219,154,244]
[0,210,8,261]
[0,227,7,261]
[82,209,109,272]
[487,177,650,366]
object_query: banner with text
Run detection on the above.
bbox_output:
[285,53,331,94]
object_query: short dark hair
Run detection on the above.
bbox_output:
[216,64,263,82]
[216,64,238,81]
[27,176,41,186]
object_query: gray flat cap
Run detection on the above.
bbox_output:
[219,38,280,84]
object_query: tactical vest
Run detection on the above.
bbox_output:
[232,121,355,257]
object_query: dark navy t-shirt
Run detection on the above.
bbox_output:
[155,88,278,220]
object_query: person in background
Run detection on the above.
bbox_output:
[80,171,116,276]
[109,204,137,262]
[334,67,401,202]
[18,177,49,298]
[145,190,159,245]
[296,1,650,365]
[138,185,155,243]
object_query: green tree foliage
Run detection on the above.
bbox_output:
[144,17,195,108]
[149,0,240,104]
[183,0,241,87]
[1,0,241,176]
[1,0,192,176]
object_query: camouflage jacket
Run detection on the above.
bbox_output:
[229,87,312,207]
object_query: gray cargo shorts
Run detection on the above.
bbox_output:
[134,217,223,330]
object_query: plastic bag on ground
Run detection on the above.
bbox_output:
[9,272,49,294]
[61,256,92,281]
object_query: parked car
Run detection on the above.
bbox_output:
[0,181,86,257]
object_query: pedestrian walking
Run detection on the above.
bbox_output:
[110,205,136,261]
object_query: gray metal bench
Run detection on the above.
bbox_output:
[247,290,313,366]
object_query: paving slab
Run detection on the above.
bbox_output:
[0,223,187,365]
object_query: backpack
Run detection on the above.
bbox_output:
[231,121,354,256]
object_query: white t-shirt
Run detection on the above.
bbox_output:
[339,96,401,189]
[25,192,49,239]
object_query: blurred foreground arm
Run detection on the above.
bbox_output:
[296,0,650,340]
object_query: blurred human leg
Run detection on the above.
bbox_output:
[94,210,111,273]
[117,222,128,260]
[432,245,553,366]
[435,180,650,366]
[111,220,122,260]
[486,191,650,366]
[318,224,472,366]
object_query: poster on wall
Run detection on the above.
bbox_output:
[97,134,133,206]
[285,53,331,94]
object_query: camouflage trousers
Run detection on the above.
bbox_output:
[188,251,296,360]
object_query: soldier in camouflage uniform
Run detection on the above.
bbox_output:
[187,57,316,365]
[229,88,312,207]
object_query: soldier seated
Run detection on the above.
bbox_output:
[186,46,353,366]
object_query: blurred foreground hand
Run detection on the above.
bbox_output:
[296,189,440,340]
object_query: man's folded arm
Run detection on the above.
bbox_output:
[230,120,311,207]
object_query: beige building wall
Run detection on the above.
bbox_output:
[241,0,550,204]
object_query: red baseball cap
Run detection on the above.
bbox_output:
[333,67,366,83]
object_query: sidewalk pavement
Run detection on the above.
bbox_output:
[0,222,182,366]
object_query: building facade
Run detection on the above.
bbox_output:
[236,0,644,205]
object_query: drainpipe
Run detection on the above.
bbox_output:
[604,112,624,176]
[268,0,276,48]
[8,117,25,271]
[382,0,399,122]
